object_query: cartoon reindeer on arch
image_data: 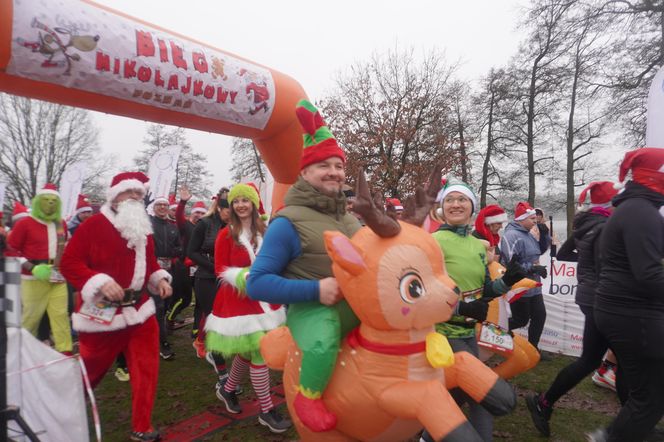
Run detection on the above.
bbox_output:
[261,170,516,441]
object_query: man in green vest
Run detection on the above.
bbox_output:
[247,99,361,433]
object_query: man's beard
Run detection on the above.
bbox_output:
[114,199,152,248]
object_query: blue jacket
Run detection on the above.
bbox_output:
[499,221,544,297]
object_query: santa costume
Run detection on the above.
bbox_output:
[6,184,72,353]
[59,172,172,440]
[205,183,288,430]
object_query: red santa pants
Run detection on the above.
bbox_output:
[78,317,159,433]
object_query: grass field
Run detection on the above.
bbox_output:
[92,313,624,442]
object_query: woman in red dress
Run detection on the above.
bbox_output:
[205,183,290,433]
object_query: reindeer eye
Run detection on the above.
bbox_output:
[399,272,425,304]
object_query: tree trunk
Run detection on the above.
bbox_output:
[527,63,538,206]
[480,88,496,209]
[566,61,580,238]
[457,112,469,183]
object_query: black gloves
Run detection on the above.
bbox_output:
[502,256,528,287]
[458,300,489,322]
[532,265,548,279]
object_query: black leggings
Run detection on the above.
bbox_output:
[193,277,217,334]
[595,310,664,442]
[544,305,614,404]
[508,294,546,348]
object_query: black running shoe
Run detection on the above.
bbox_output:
[526,393,552,437]
[216,383,242,414]
[159,342,175,361]
[129,429,161,441]
[258,408,292,434]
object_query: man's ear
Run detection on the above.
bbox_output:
[324,231,366,275]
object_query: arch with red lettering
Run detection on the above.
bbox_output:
[0,0,306,207]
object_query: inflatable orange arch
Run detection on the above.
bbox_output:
[0,0,307,208]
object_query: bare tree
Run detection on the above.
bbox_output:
[134,124,213,199]
[230,138,267,183]
[320,48,462,197]
[0,94,111,206]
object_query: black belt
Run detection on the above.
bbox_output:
[30,259,54,265]
[108,289,142,307]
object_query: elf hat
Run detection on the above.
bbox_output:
[168,194,178,210]
[12,201,29,221]
[578,181,618,208]
[245,182,267,219]
[191,201,207,214]
[107,171,149,202]
[435,176,478,213]
[228,183,260,210]
[385,198,404,211]
[296,99,345,170]
[514,201,536,221]
[75,194,93,214]
[37,183,60,197]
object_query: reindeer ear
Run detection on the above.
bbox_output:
[324,231,366,275]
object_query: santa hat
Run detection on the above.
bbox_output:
[474,205,506,247]
[37,183,60,197]
[107,171,149,202]
[385,198,404,211]
[296,99,346,170]
[191,201,207,214]
[12,201,29,221]
[435,176,477,212]
[619,147,664,194]
[75,194,93,214]
[168,194,178,210]
[514,201,536,221]
[578,181,618,208]
[153,196,169,205]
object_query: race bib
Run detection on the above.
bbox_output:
[157,258,172,270]
[79,300,117,325]
[49,267,66,283]
[478,322,514,353]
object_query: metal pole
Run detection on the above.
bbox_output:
[549,215,555,293]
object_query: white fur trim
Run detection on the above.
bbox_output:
[72,297,156,333]
[236,230,262,263]
[220,266,246,290]
[47,221,56,259]
[204,306,286,337]
[484,213,508,225]
[191,207,207,214]
[153,196,168,205]
[76,206,93,215]
[37,189,60,196]
[12,212,29,221]
[515,209,536,221]
[106,179,148,203]
[147,269,172,294]
[81,273,115,303]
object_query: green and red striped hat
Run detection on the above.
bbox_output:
[295,99,345,170]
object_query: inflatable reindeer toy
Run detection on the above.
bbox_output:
[261,169,516,442]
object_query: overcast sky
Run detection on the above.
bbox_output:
[91,0,527,195]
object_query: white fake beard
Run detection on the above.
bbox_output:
[114,199,153,249]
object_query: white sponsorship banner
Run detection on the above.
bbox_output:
[8,0,276,130]
[146,145,182,204]
[647,65,664,147]
[513,252,586,357]
[0,180,6,214]
[60,161,87,220]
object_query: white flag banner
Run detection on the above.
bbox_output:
[646,65,664,147]
[60,162,88,220]
[146,145,182,204]
[0,180,7,214]
[513,251,586,357]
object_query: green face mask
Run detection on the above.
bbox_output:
[31,194,62,222]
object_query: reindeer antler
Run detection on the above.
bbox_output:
[353,171,401,238]
[400,164,443,227]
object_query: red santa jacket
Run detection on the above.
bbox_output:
[205,226,284,337]
[60,205,171,333]
[6,216,68,277]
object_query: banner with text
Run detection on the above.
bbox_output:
[513,252,586,357]
[146,145,182,206]
[8,0,276,130]
[60,162,88,220]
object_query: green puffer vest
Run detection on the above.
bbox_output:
[276,177,361,280]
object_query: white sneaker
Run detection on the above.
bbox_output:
[592,370,616,392]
